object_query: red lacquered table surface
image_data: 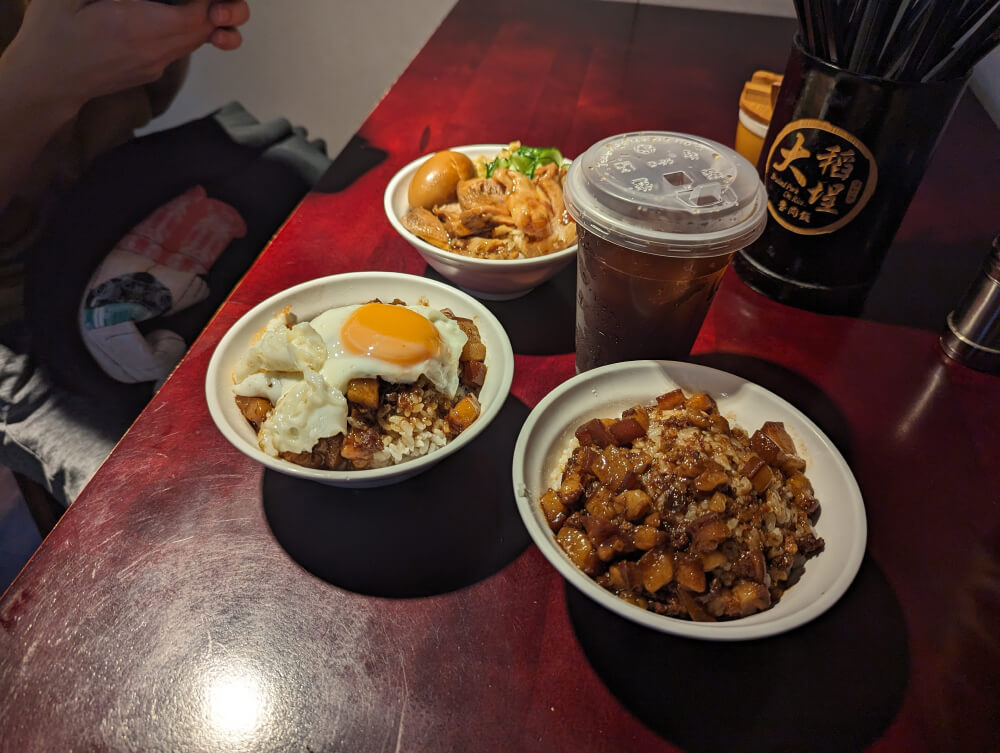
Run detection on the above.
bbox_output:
[3,2,999,751]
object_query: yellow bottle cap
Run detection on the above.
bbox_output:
[739,71,783,126]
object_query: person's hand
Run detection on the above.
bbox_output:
[4,0,248,115]
[207,1,251,52]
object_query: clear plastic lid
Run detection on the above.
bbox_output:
[564,131,767,257]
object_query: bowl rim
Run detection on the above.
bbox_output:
[383,143,578,270]
[511,359,868,641]
[205,271,515,486]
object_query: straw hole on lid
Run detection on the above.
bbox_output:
[664,171,693,187]
[691,183,723,206]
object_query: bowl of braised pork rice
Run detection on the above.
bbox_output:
[512,360,867,640]
[206,272,514,487]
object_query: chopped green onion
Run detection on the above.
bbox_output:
[486,145,567,178]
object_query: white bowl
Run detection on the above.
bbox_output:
[512,360,867,641]
[384,144,578,301]
[205,272,514,487]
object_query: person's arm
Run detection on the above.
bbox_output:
[0,41,81,211]
[0,0,250,211]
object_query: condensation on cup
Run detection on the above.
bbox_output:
[563,131,768,372]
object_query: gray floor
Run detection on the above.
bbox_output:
[0,469,41,594]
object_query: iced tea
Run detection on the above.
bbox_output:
[575,227,732,372]
[563,132,767,372]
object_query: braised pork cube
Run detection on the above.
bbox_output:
[655,389,686,410]
[340,426,383,469]
[609,406,650,445]
[461,360,487,388]
[452,317,487,362]
[346,378,379,410]
[739,454,774,493]
[235,395,272,431]
[574,418,616,448]
[760,421,807,472]
[540,489,568,531]
[447,394,481,432]
[556,526,601,575]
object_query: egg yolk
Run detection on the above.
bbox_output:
[340,303,442,366]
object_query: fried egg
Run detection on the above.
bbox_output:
[310,302,467,396]
[232,302,469,456]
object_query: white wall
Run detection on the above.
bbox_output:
[971,48,1000,125]
[141,0,455,156]
[144,0,999,152]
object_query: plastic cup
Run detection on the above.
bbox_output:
[563,132,767,372]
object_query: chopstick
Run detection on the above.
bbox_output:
[815,0,841,65]
[793,0,819,58]
[926,2,1000,81]
[872,1,925,76]
[892,1,955,80]
[848,1,896,75]
[788,0,1000,81]
[836,0,868,65]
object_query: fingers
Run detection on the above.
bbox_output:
[117,1,215,46]
[209,1,250,29]
[206,1,249,51]
[209,27,243,51]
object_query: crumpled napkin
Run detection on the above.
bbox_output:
[79,185,246,384]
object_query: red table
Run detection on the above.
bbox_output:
[3,2,999,751]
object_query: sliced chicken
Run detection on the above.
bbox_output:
[457,177,507,210]
[493,168,554,240]
[401,207,455,251]
[435,203,512,237]
[534,163,568,219]
[520,221,577,258]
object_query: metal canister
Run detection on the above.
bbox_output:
[940,236,1000,374]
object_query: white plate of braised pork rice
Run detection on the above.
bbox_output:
[512,360,867,641]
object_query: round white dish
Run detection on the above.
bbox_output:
[383,144,578,300]
[205,272,514,487]
[512,360,867,641]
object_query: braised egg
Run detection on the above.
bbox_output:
[407,150,476,209]
[232,302,469,457]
